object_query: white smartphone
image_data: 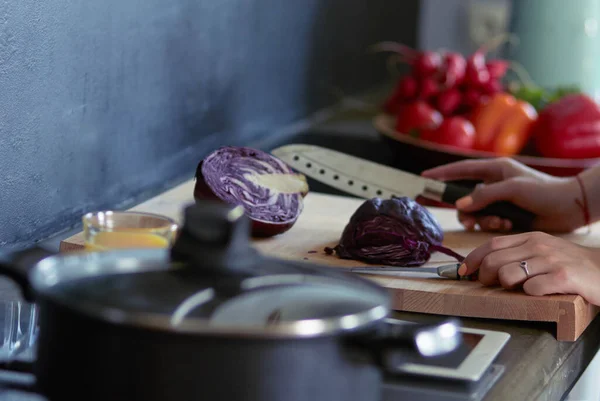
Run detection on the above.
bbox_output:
[384,318,511,382]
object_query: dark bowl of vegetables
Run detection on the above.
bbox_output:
[371,40,600,177]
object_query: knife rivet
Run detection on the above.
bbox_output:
[348,180,354,186]
[376,190,382,195]
[293,156,299,161]
[306,163,312,168]
[333,175,339,180]
[362,185,368,191]
[319,169,325,174]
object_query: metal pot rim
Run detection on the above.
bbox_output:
[30,249,390,339]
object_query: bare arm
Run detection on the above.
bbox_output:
[575,164,600,225]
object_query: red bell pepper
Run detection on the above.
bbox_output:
[532,94,600,159]
[469,93,537,156]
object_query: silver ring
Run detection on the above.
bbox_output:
[520,261,530,278]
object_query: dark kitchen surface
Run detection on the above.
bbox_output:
[391,311,600,401]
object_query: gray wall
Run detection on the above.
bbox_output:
[418,0,512,54]
[0,0,419,249]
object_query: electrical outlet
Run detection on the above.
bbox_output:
[467,0,511,49]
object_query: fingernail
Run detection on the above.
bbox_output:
[489,217,501,229]
[463,217,476,231]
[458,263,467,276]
[456,196,473,210]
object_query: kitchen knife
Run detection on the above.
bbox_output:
[271,144,535,231]
[349,263,477,281]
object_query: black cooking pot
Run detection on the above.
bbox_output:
[0,201,462,401]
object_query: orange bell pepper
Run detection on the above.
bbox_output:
[469,93,538,156]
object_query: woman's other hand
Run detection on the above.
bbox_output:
[459,232,600,306]
[421,158,583,232]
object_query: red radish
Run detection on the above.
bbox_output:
[419,78,439,100]
[481,79,503,95]
[397,75,419,100]
[486,60,509,79]
[464,33,515,86]
[383,76,420,114]
[412,51,442,78]
[370,42,445,78]
[441,52,466,87]
[463,88,484,108]
[436,88,462,116]
[464,47,488,87]
[465,61,490,86]
[395,101,443,135]
[420,116,476,149]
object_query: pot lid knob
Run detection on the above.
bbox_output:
[170,201,259,275]
[183,201,248,245]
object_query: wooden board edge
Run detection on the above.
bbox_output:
[59,240,84,253]
[390,289,598,341]
[556,297,600,341]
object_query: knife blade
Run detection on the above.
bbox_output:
[350,264,478,281]
[351,264,456,279]
[271,144,535,231]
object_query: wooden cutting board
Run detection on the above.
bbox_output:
[60,179,600,341]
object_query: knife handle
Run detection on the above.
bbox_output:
[441,183,536,231]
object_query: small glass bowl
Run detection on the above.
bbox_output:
[82,211,179,252]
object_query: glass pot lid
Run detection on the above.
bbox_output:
[31,202,390,338]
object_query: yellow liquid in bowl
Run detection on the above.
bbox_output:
[85,231,170,252]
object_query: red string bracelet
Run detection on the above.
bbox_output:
[575,175,591,233]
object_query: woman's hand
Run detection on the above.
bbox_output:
[459,232,600,306]
[421,158,583,232]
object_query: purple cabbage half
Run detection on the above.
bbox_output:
[194,146,309,237]
[330,197,464,266]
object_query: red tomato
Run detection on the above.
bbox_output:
[395,101,443,136]
[420,116,476,149]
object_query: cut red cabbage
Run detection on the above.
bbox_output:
[331,197,464,266]
[194,146,309,237]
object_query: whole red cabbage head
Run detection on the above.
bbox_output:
[331,197,464,266]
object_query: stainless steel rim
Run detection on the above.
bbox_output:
[31,249,390,339]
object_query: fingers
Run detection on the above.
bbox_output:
[458,212,512,232]
[457,212,476,231]
[460,233,532,276]
[522,270,573,297]
[476,241,542,285]
[454,179,528,213]
[478,216,513,231]
[497,258,545,289]
[461,232,552,277]
[421,158,510,183]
